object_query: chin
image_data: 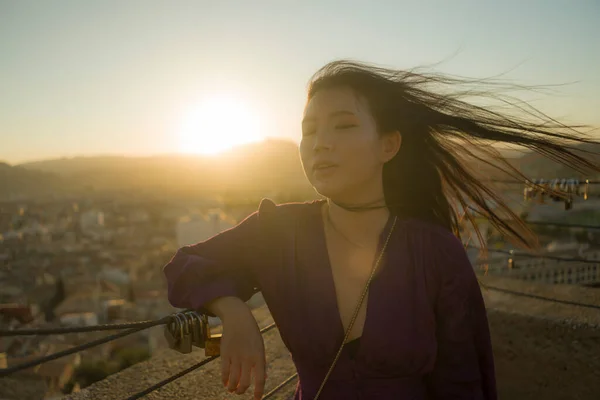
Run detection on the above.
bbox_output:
[311,180,344,199]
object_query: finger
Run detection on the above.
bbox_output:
[253,359,266,400]
[236,361,252,394]
[227,360,241,393]
[221,357,230,388]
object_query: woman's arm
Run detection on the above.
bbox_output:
[163,199,280,400]
[163,199,274,317]
[425,233,497,400]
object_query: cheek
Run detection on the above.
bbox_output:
[339,136,378,164]
[346,156,378,179]
[298,141,314,174]
[341,145,382,181]
[299,141,310,163]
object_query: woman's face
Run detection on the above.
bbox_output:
[300,86,400,201]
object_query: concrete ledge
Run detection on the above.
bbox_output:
[479,276,600,400]
[479,275,600,327]
[67,276,600,400]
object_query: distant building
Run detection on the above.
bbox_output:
[102,298,132,322]
[0,303,39,324]
[176,211,234,247]
[79,210,104,233]
[129,209,150,223]
[59,312,99,327]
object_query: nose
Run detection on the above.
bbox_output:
[312,128,333,152]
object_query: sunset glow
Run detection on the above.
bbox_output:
[178,95,263,155]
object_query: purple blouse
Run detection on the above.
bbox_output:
[163,199,497,400]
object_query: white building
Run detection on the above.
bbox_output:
[129,209,150,223]
[176,211,234,247]
[59,312,99,327]
[79,210,105,232]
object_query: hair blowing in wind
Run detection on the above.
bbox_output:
[308,60,600,253]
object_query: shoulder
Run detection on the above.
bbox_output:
[257,197,321,218]
[255,197,321,231]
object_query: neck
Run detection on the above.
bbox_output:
[325,197,390,247]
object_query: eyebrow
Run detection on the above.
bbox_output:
[302,110,356,123]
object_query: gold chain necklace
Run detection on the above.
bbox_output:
[313,212,398,400]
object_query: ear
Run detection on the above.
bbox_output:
[380,131,402,162]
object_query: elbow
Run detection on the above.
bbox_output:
[164,268,196,310]
[163,248,196,284]
[166,286,187,309]
[163,249,194,309]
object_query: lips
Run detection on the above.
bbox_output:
[313,162,338,171]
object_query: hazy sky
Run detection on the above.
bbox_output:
[1,0,599,164]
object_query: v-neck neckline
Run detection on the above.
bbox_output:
[312,199,395,360]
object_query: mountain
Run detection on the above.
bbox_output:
[515,142,600,179]
[18,138,315,198]
[12,138,599,201]
[0,162,77,200]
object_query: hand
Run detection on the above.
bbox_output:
[220,304,267,399]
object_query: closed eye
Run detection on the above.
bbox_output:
[336,124,357,130]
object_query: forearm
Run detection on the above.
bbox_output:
[204,296,253,321]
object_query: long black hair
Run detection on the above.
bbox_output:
[308,60,599,253]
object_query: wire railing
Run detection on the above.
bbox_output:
[0,317,172,337]
[480,283,600,311]
[469,246,600,264]
[487,179,600,185]
[123,322,279,400]
[2,327,145,377]
[523,220,600,230]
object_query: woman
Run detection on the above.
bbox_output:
[164,60,598,399]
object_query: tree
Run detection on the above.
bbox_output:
[574,230,589,244]
[72,360,117,388]
[62,348,151,394]
[113,347,151,369]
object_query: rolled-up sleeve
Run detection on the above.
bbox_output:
[425,233,497,400]
[164,200,271,316]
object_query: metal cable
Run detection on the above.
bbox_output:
[262,373,299,399]
[482,284,600,310]
[0,324,152,377]
[0,316,172,337]
[524,220,600,230]
[123,356,218,400]
[121,322,278,399]
[488,179,600,185]
[470,246,600,264]
[467,207,600,231]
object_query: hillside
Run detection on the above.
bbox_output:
[12,139,599,201]
[0,162,78,200]
[18,139,314,197]
[516,142,600,179]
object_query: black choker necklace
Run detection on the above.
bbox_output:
[329,199,388,212]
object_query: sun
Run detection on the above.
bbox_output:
[179,95,263,155]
